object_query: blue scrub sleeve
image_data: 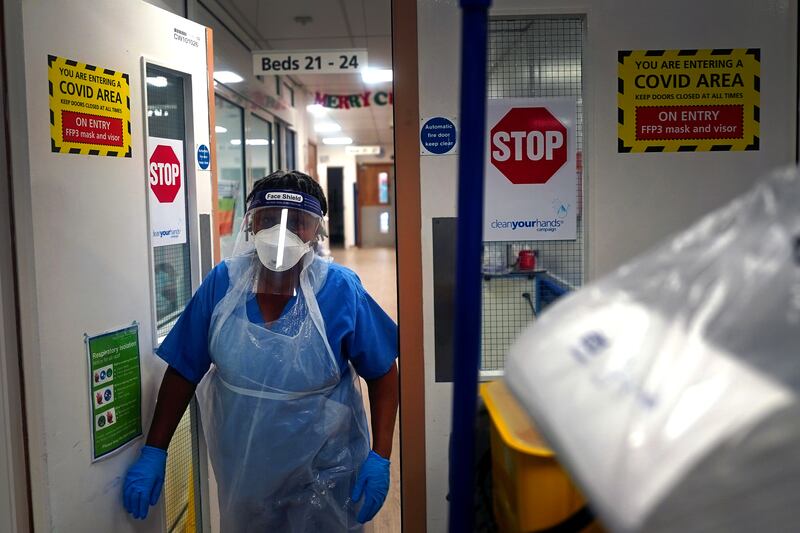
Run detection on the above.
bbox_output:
[345,282,398,380]
[155,263,228,384]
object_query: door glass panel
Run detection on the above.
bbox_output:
[275,123,283,169]
[286,129,296,169]
[147,66,191,339]
[378,172,389,204]
[247,113,273,182]
[145,64,201,532]
[215,96,246,259]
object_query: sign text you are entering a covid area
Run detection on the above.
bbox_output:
[48,55,131,157]
[618,49,760,152]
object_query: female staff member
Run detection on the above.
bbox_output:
[122,171,398,531]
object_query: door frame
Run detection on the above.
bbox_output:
[392,0,427,530]
[0,1,32,528]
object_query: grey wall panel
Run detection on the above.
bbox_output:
[432,217,457,382]
[199,214,212,278]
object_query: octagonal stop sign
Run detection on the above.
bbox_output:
[490,107,567,184]
[149,144,182,203]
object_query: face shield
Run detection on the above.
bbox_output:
[230,190,327,295]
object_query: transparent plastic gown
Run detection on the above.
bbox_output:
[506,167,800,533]
[199,251,369,532]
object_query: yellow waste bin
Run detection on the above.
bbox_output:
[481,381,603,533]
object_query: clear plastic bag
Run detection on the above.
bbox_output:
[506,167,800,532]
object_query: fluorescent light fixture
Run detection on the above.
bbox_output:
[146,76,168,87]
[314,122,341,133]
[213,70,244,84]
[306,104,327,117]
[231,139,271,146]
[345,145,382,155]
[322,137,353,146]
[361,68,393,84]
[215,125,228,133]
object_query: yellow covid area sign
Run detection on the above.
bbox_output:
[618,48,760,153]
[48,55,131,157]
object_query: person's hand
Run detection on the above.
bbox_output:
[123,445,167,520]
[351,450,391,523]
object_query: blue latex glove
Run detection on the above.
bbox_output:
[351,450,391,523]
[122,445,167,520]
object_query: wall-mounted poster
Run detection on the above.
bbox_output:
[48,55,131,157]
[618,48,760,152]
[484,98,577,242]
[147,137,187,246]
[86,324,142,461]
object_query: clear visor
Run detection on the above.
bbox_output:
[229,206,326,296]
[231,206,326,256]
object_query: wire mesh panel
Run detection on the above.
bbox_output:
[146,64,201,532]
[482,276,538,370]
[481,17,585,371]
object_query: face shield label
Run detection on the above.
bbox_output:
[266,192,303,203]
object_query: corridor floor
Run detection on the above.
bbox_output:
[330,246,401,533]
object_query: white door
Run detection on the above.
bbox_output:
[5,0,213,531]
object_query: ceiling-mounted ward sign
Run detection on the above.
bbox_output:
[618,48,760,152]
[253,49,367,75]
[48,55,131,157]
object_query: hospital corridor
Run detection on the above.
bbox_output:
[335,246,401,533]
[1,0,800,532]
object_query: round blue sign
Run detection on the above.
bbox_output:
[420,117,457,155]
[197,144,211,170]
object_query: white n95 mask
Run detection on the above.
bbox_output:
[254,225,311,272]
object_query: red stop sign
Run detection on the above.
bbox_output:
[148,145,182,203]
[490,107,567,184]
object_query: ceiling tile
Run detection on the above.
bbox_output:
[254,0,351,42]
[364,0,391,34]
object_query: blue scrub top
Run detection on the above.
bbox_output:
[157,259,398,384]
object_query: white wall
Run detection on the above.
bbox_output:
[318,145,358,248]
[417,0,797,530]
[8,1,211,530]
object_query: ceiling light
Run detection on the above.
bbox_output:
[346,145,382,155]
[245,139,270,146]
[230,139,242,145]
[146,76,168,87]
[214,71,244,84]
[306,104,327,117]
[322,137,353,146]
[361,68,393,84]
[314,122,341,133]
[215,126,228,133]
